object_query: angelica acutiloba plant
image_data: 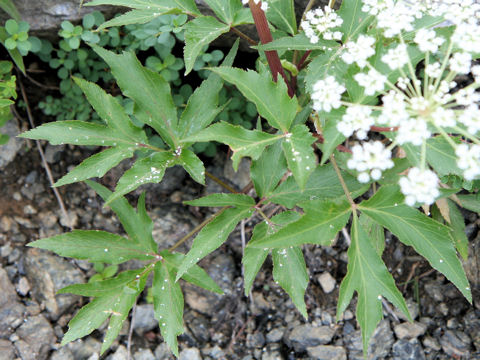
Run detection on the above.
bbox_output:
[19,0,479,357]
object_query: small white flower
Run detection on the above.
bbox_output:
[378,91,409,126]
[337,105,375,139]
[376,1,417,37]
[414,28,444,53]
[449,52,472,74]
[312,76,346,112]
[302,6,343,44]
[458,105,480,134]
[451,22,480,53]
[456,143,480,180]
[397,77,410,90]
[354,69,387,95]
[425,62,442,78]
[342,35,376,68]
[471,65,480,82]
[454,86,480,106]
[382,44,409,70]
[396,118,431,146]
[399,167,440,206]
[347,141,394,183]
[431,107,456,128]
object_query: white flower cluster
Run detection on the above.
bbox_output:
[347,141,394,183]
[242,0,268,11]
[337,105,374,140]
[399,167,440,206]
[311,76,345,112]
[342,35,376,68]
[301,6,343,44]
[456,144,480,180]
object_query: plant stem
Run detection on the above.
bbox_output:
[168,207,228,252]
[230,27,258,46]
[205,171,239,193]
[248,0,295,97]
[330,154,357,214]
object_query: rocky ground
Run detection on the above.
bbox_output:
[1,118,480,360]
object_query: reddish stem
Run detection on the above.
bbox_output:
[370,126,399,132]
[297,50,312,71]
[314,134,352,154]
[249,0,295,97]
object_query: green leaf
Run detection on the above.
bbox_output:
[73,77,147,143]
[317,109,346,164]
[0,28,25,73]
[92,46,179,149]
[153,260,184,357]
[266,0,297,35]
[250,140,287,198]
[0,98,13,107]
[447,199,469,260]
[58,268,145,296]
[359,214,385,256]
[182,121,282,170]
[305,49,349,93]
[282,124,316,190]
[185,193,255,207]
[255,33,338,51]
[273,246,308,318]
[28,230,153,264]
[267,163,366,208]
[176,206,254,280]
[160,250,223,294]
[456,193,480,213]
[174,148,205,185]
[86,181,157,252]
[337,215,410,354]
[359,185,472,302]
[0,0,21,21]
[203,0,242,24]
[337,0,373,41]
[210,67,298,132]
[107,152,175,204]
[85,0,201,16]
[250,199,352,248]
[54,147,134,187]
[19,120,137,147]
[96,10,163,30]
[184,16,230,75]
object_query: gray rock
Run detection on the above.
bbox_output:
[16,276,31,296]
[307,345,347,360]
[424,282,445,302]
[50,346,75,360]
[394,322,427,339]
[0,339,15,360]
[440,330,471,358]
[464,310,480,351]
[132,304,158,335]
[266,328,284,343]
[246,332,266,348]
[179,347,202,360]
[184,311,210,344]
[15,315,55,360]
[422,336,441,351]
[394,299,419,321]
[151,205,198,249]
[67,337,102,360]
[0,120,22,170]
[368,319,394,359]
[107,345,128,360]
[392,339,425,360]
[223,158,251,190]
[133,348,155,360]
[288,324,336,352]
[0,267,26,337]
[317,272,336,293]
[261,351,284,360]
[154,343,172,360]
[463,232,480,290]
[38,211,58,229]
[44,144,65,163]
[24,248,85,320]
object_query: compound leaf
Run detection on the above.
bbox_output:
[54,146,134,187]
[250,141,287,198]
[93,46,179,149]
[28,230,153,264]
[160,250,223,294]
[266,0,297,35]
[359,185,472,302]
[174,148,205,185]
[282,124,316,190]
[203,0,242,24]
[182,121,282,170]
[210,67,298,132]
[106,152,175,204]
[96,10,163,30]
[176,206,254,280]
[85,0,201,16]
[273,246,308,318]
[153,260,184,357]
[337,215,410,354]
[86,181,157,252]
[184,16,230,75]
[249,199,351,248]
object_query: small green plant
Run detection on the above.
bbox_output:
[20,0,478,358]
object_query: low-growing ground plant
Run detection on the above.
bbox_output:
[20,0,479,357]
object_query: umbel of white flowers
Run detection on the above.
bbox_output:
[307,0,480,206]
